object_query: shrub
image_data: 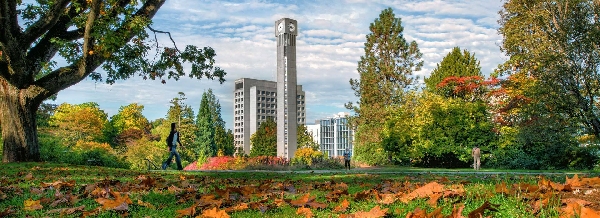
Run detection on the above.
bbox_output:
[291,147,324,167]
[200,156,239,170]
[123,137,164,170]
[39,133,128,168]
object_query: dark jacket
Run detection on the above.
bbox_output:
[166,131,181,148]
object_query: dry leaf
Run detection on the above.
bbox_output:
[297,207,313,218]
[334,199,350,213]
[353,205,388,218]
[24,199,43,211]
[201,207,230,218]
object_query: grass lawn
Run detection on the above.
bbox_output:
[1,162,599,217]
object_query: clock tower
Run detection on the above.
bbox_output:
[275,18,298,160]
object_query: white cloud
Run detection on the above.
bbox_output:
[55,0,507,128]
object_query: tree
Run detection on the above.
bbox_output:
[107,103,151,146]
[250,117,277,157]
[49,102,108,146]
[424,47,482,93]
[195,91,216,164]
[346,8,423,165]
[204,89,234,156]
[498,0,600,139]
[297,124,319,150]
[163,92,196,164]
[1,1,226,162]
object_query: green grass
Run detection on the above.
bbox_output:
[0,162,595,217]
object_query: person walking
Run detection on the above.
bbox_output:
[343,148,351,170]
[472,145,481,170]
[162,123,185,170]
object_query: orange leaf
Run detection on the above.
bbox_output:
[24,199,43,211]
[334,199,350,213]
[290,193,311,207]
[565,174,582,187]
[201,207,230,218]
[400,182,444,203]
[353,205,388,218]
[45,205,85,215]
[297,207,313,218]
[447,204,466,218]
[24,172,34,181]
[405,207,427,218]
[427,193,442,207]
[224,203,248,213]
[375,193,396,205]
[176,205,196,217]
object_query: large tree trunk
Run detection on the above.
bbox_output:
[1,80,40,162]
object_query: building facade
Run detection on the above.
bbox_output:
[317,112,354,158]
[233,78,305,155]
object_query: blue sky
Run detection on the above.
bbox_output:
[54,0,506,130]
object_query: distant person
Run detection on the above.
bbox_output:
[162,123,185,170]
[472,145,481,170]
[343,148,351,170]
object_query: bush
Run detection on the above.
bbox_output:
[291,148,324,167]
[200,156,242,170]
[123,137,164,170]
[39,133,128,168]
[244,156,290,170]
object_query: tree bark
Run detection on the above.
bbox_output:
[1,79,40,162]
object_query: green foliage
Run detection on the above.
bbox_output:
[123,137,164,170]
[203,89,233,156]
[194,91,217,165]
[39,132,128,168]
[498,0,600,138]
[1,0,227,162]
[347,8,423,166]
[107,103,150,146]
[250,118,277,157]
[36,103,57,128]
[297,124,319,150]
[424,47,482,93]
[165,92,196,163]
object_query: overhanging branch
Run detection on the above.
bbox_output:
[21,0,71,47]
[147,25,180,53]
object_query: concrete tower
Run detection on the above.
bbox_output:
[275,18,298,160]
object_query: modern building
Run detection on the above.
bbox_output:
[233,78,306,156]
[317,112,354,158]
[306,123,321,146]
[275,18,299,159]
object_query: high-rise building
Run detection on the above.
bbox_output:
[275,18,299,159]
[233,78,305,156]
[317,112,354,158]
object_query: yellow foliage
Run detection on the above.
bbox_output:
[73,140,114,154]
[124,138,164,170]
[293,147,323,166]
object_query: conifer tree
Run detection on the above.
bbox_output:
[195,92,217,164]
[250,118,277,157]
[347,8,423,165]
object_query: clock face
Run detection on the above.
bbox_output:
[288,23,295,33]
[277,22,284,34]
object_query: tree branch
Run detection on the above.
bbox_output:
[0,0,21,43]
[32,0,167,100]
[147,24,180,52]
[21,0,71,47]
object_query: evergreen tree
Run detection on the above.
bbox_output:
[195,92,216,164]
[346,8,423,165]
[297,124,319,150]
[424,47,482,94]
[205,89,234,156]
[250,117,277,157]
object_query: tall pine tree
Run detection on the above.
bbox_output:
[347,8,423,165]
[205,89,234,156]
[165,92,196,164]
[250,117,277,157]
[195,92,216,164]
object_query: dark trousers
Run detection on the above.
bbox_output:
[344,160,351,170]
[162,147,183,170]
